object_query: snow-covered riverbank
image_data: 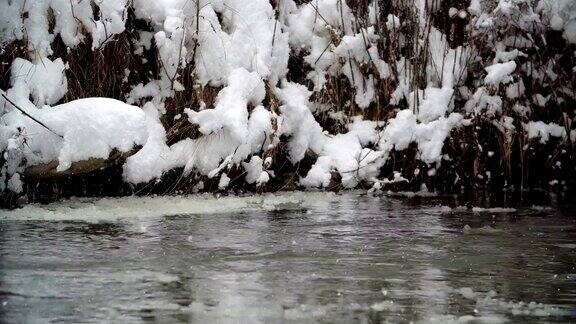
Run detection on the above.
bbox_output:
[1,0,575,205]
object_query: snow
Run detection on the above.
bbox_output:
[275,81,325,163]
[188,68,265,141]
[127,82,162,105]
[10,57,68,106]
[427,27,469,88]
[0,0,128,56]
[12,98,148,172]
[154,26,187,95]
[7,173,23,193]
[524,121,567,143]
[386,15,401,30]
[537,0,576,44]
[296,115,384,189]
[222,0,290,86]
[192,0,290,87]
[411,87,454,122]
[90,0,128,49]
[379,110,417,153]
[284,0,384,108]
[123,102,171,184]
[464,87,503,116]
[484,62,517,86]
[243,156,269,186]
[218,173,231,190]
[332,27,381,108]
[124,70,274,185]
[494,48,527,63]
[379,110,465,165]
[300,130,384,188]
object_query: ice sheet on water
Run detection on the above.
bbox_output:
[462,224,504,235]
[418,286,570,323]
[0,191,341,222]
[456,287,571,318]
[419,314,507,324]
[471,207,517,213]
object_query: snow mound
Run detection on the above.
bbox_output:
[7,97,147,172]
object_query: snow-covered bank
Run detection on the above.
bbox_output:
[1,0,575,204]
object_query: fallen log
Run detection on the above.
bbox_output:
[23,148,140,181]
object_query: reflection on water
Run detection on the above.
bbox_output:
[0,193,575,323]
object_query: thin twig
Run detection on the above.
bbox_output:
[1,94,63,138]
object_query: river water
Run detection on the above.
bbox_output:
[1,192,575,323]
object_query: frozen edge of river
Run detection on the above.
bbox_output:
[1,189,563,223]
[0,191,351,222]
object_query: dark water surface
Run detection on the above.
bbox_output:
[1,192,575,323]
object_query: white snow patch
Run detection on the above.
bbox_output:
[484,61,517,86]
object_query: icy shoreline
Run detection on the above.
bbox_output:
[0,191,344,221]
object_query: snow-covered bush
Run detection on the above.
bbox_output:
[0,0,574,203]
